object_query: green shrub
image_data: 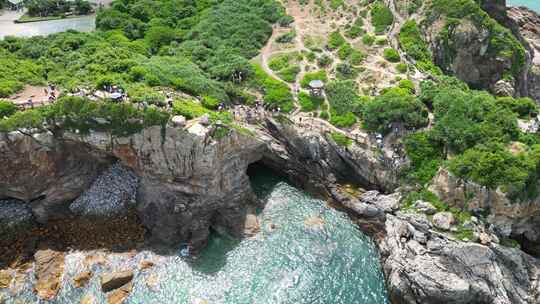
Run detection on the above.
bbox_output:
[328,31,346,50]
[276,30,296,43]
[330,132,352,147]
[363,87,429,134]
[320,111,329,120]
[370,2,394,33]
[346,25,364,39]
[318,54,333,67]
[350,50,366,66]
[251,64,294,112]
[330,111,357,128]
[172,99,209,119]
[0,100,18,118]
[325,80,363,116]
[278,15,295,27]
[278,65,301,83]
[383,48,400,62]
[396,63,408,73]
[362,34,375,46]
[337,43,353,60]
[399,20,441,75]
[495,97,538,118]
[398,79,415,93]
[298,91,324,111]
[202,95,220,110]
[375,37,387,45]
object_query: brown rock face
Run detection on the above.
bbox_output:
[100,270,134,293]
[0,132,113,223]
[430,168,540,255]
[33,249,65,300]
[73,271,92,288]
[0,270,12,289]
[106,282,132,304]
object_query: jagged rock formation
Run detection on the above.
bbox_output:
[1,116,540,303]
[259,117,399,195]
[507,6,540,102]
[429,168,540,256]
[0,131,114,223]
[337,191,540,304]
[0,123,266,250]
[382,212,540,304]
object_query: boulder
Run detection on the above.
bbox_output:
[243,213,260,237]
[100,270,134,293]
[432,212,455,230]
[0,269,12,289]
[146,273,159,291]
[199,114,210,126]
[73,271,92,288]
[139,260,154,270]
[34,249,65,300]
[171,115,186,127]
[413,200,437,215]
[493,79,515,97]
[106,282,132,304]
[80,293,96,304]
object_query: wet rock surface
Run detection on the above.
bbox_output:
[101,270,134,293]
[34,248,65,300]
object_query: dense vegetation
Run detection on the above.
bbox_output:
[399,20,441,75]
[370,2,393,33]
[26,0,93,17]
[0,96,169,136]
[402,76,540,201]
[0,0,286,104]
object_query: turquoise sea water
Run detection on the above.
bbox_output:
[3,170,389,304]
[507,0,540,13]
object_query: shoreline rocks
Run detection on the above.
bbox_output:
[101,270,134,293]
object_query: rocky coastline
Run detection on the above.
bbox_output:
[1,112,539,303]
[2,2,540,304]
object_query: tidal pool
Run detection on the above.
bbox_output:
[3,168,389,304]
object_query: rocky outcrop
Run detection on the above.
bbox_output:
[381,212,540,304]
[344,190,540,304]
[101,270,134,293]
[34,248,65,300]
[259,117,399,195]
[429,168,540,255]
[0,131,114,223]
[0,122,266,250]
[507,6,540,102]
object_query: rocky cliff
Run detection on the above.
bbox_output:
[429,168,540,256]
[0,121,266,250]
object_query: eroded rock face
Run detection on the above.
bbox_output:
[34,249,65,300]
[381,213,540,304]
[429,168,540,255]
[0,132,114,223]
[507,6,540,102]
[260,118,399,195]
[0,124,266,250]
